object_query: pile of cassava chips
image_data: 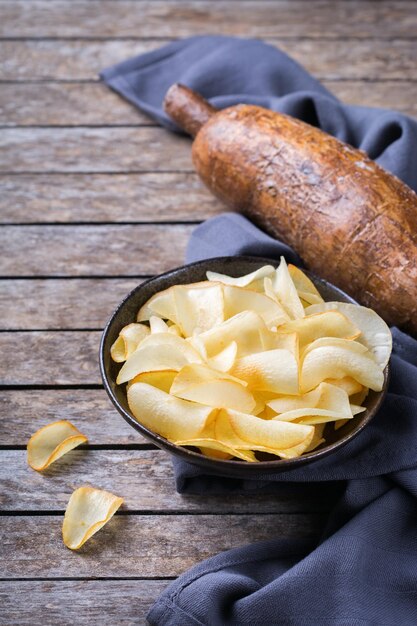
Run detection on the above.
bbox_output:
[111,258,392,462]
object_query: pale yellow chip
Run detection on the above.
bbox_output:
[350,387,369,406]
[304,424,326,452]
[128,369,177,393]
[288,264,324,304]
[149,316,170,334]
[270,383,353,424]
[27,420,88,471]
[117,333,202,384]
[350,404,367,416]
[271,437,317,459]
[261,329,299,356]
[171,364,254,412]
[231,348,299,394]
[208,341,238,372]
[198,311,267,358]
[223,284,288,328]
[263,276,281,306]
[186,333,208,360]
[324,376,364,396]
[305,301,392,369]
[252,393,266,416]
[173,282,224,336]
[62,486,123,550]
[225,409,314,449]
[255,405,277,420]
[172,380,255,413]
[214,409,314,458]
[206,265,275,288]
[167,323,182,337]
[174,437,256,462]
[128,382,217,441]
[301,344,384,392]
[171,363,247,391]
[263,276,294,325]
[298,291,324,306]
[110,323,150,363]
[302,335,368,356]
[137,286,177,323]
[270,257,305,319]
[267,386,323,413]
[200,447,233,460]
[278,311,360,349]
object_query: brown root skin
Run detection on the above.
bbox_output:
[163,86,417,335]
[163,84,216,137]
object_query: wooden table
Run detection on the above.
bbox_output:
[1,1,415,623]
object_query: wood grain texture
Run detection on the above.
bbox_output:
[0,40,158,82]
[0,225,191,276]
[0,0,413,615]
[1,39,416,82]
[0,389,142,444]
[0,128,192,173]
[328,80,417,119]
[17,573,383,626]
[0,82,153,127]
[0,513,323,578]
[1,81,417,128]
[0,449,335,513]
[0,279,143,329]
[0,173,221,224]
[2,1,416,38]
[0,580,168,626]
[0,331,101,385]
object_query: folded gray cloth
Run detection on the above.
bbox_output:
[101,36,417,626]
[151,213,417,626]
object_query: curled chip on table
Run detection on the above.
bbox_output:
[27,420,88,471]
[111,258,392,462]
[62,486,124,550]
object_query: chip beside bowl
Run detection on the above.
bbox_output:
[100,256,389,478]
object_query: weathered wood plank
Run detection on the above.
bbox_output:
[328,80,417,119]
[1,81,416,128]
[1,39,416,82]
[0,580,168,626]
[0,389,142,444]
[0,449,334,513]
[0,82,153,127]
[0,173,221,224]
[0,513,323,578]
[0,128,192,173]
[0,331,102,385]
[0,225,191,276]
[0,279,143,329]
[2,1,416,38]
[0,40,159,82]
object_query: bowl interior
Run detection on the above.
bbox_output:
[100,256,388,477]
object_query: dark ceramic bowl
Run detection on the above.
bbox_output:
[100,256,389,478]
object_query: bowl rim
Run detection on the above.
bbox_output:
[99,255,389,474]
